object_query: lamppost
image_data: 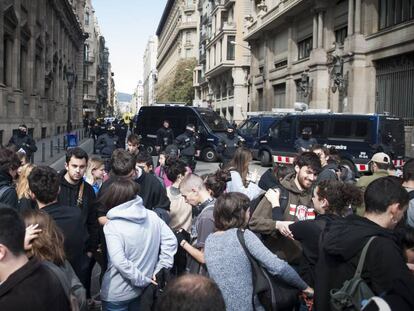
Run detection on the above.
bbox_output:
[330,54,347,93]
[299,70,312,98]
[66,68,75,133]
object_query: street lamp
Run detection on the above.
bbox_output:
[330,55,347,93]
[299,71,312,97]
[230,41,251,51]
[66,68,75,133]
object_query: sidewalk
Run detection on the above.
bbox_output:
[32,129,94,171]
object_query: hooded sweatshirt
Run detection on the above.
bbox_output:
[314,214,414,311]
[101,196,177,302]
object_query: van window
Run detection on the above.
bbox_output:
[355,121,369,138]
[298,120,325,137]
[332,120,349,137]
[239,120,259,136]
[330,119,370,140]
[277,119,292,140]
[198,110,227,131]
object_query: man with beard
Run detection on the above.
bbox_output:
[175,124,200,171]
[217,127,243,166]
[57,147,99,303]
[0,148,20,208]
[156,120,175,153]
[249,152,321,262]
[294,127,318,153]
[7,124,37,161]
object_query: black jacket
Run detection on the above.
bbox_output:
[258,168,279,191]
[7,134,37,158]
[0,171,18,209]
[314,214,414,311]
[57,172,99,253]
[43,202,88,281]
[0,258,70,311]
[315,162,339,184]
[156,127,174,148]
[175,130,199,156]
[95,133,118,156]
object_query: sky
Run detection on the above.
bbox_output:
[92,0,166,94]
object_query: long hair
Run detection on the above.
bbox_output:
[21,209,66,266]
[85,157,105,185]
[227,147,252,187]
[16,163,35,199]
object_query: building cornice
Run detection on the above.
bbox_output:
[156,0,176,36]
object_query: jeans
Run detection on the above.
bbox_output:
[102,296,140,311]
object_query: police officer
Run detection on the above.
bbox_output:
[218,126,243,166]
[156,120,174,153]
[294,127,318,153]
[175,124,199,171]
[115,119,128,149]
[7,124,37,161]
[95,125,118,157]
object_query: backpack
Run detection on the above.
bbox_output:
[330,236,377,311]
[249,186,289,221]
[408,190,414,201]
[0,185,12,202]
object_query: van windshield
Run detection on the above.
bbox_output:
[198,110,228,131]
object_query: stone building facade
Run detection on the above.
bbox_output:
[81,0,99,118]
[0,0,85,143]
[245,0,414,122]
[156,0,199,102]
[143,35,158,106]
[194,0,251,123]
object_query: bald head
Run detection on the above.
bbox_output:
[179,174,206,193]
[156,275,225,311]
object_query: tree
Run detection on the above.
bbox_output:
[156,58,197,104]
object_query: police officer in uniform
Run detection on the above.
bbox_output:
[156,120,175,153]
[95,125,118,158]
[175,124,199,171]
[218,126,243,166]
[7,124,37,161]
[294,127,318,153]
[115,119,128,149]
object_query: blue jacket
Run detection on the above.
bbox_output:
[101,196,177,302]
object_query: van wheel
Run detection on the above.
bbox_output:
[260,151,272,167]
[202,147,217,162]
[146,144,155,156]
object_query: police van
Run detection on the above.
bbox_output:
[133,104,229,161]
[256,112,405,173]
[237,113,284,159]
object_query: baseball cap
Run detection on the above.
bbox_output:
[368,152,390,164]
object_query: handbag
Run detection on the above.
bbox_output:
[330,236,376,311]
[237,229,299,311]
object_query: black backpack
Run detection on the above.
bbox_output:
[249,186,289,221]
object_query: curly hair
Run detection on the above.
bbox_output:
[204,169,228,198]
[316,180,363,216]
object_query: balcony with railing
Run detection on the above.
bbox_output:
[83,94,96,101]
[83,75,95,83]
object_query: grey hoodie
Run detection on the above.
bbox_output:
[101,196,177,302]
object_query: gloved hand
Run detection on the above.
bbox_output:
[175,229,190,246]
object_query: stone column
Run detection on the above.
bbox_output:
[348,0,354,36]
[232,67,248,122]
[354,0,361,34]
[313,14,318,50]
[317,11,324,48]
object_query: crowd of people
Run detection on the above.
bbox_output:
[0,125,414,311]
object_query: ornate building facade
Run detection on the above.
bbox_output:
[0,0,85,143]
[156,0,199,102]
[245,0,414,121]
[194,0,251,123]
[143,35,158,106]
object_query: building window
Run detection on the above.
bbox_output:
[379,0,414,30]
[85,12,90,26]
[257,88,264,111]
[227,36,235,60]
[273,83,286,108]
[3,38,13,86]
[335,26,348,46]
[298,37,312,60]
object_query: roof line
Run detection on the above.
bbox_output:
[156,0,175,36]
